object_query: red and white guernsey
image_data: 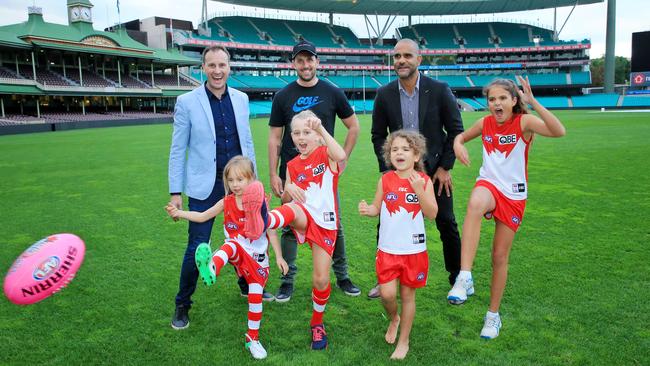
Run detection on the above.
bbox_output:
[223,194,270,268]
[378,171,429,255]
[478,114,532,200]
[287,145,339,231]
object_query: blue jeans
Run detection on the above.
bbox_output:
[174,180,224,307]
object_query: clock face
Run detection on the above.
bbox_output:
[71,7,80,19]
[81,8,91,21]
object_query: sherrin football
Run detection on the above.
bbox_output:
[3,233,85,305]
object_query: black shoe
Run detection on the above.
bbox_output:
[275,283,293,303]
[171,305,189,330]
[336,279,361,296]
[241,288,276,302]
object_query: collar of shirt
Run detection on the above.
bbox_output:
[398,72,420,98]
[204,82,229,101]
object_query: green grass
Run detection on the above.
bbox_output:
[1,110,649,365]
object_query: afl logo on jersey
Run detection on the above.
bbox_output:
[498,134,517,145]
[405,193,419,203]
[511,216,521,225]
[257,267,268,278]
[416,272,425,282]
[296,173,307,183]
[484,135,493,143]
[385,192,398,201]
[226,222,239,230]
[324,238,333,247]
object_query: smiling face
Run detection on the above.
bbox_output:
[393,40,422,80]
[202,49,230,96]
[226,168,252,197]
[290,118,320,157]
[292,52,319,84]
[389,136,420,173]
[487,86,517,123]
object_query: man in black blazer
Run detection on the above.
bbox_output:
[371,38,464,290]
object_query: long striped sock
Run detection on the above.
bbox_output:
[212,241,237,276]
[267,205,296,230]
[247,283,264,341]
[310,283,331,326]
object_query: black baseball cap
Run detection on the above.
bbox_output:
[291,40,317,60]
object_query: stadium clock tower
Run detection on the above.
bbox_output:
[67,0,94,24]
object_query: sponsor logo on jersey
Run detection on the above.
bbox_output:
[511,216,521,225]
[412,233,425,244]
[416,272,425,281]
[296,173,307,183]
[292,96,323,113]
[257,267,268,279]
[324,238,333,246]
[254,253,266,262]
[511,183,526,193]
[385,192,398,202]
[323,211,335,222]
[226,222,239,230]
[405,193,419,204]
[312,163,326,176]
[497,134,517,145]
[484,135,493,143]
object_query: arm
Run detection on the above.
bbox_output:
[437,84,465,170]
[165,199,224,223]
[340,113,360,162]
[267,229,288,275]
[268,126,285,197]
[409,173,438,220]
[453,118,484,167]
[359,178,383,217]
[169,97,190,201]
[307,117,346,164]
[516,76,566,138]
[371,92,389,173]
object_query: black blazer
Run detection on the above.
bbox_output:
[371,74,464,176]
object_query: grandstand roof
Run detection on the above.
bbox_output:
[215,0,603,15]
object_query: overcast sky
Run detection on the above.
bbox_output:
[1,0,646,58]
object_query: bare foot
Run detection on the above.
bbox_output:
[390,342,409,360]
[385,316,400,344]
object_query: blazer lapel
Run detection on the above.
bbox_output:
[197,86,216,139]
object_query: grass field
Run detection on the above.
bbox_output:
[1,110,649,365]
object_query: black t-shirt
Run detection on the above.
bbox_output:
[269,79,354,180]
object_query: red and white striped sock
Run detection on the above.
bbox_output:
[310,283,331,326]
[246,282,264,341]
[267,205,296,230]
[212,241,238,276]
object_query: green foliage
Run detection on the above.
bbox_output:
[590,56,631,86]
[1,111,649,365]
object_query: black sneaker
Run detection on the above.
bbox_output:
[171,305,189,330]
[275,283,293,303]
[241,288,276,302]
[336,279,361,296]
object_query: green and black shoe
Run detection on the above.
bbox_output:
[195,243,217,286]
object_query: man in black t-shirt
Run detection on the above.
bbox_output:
[268,41,361,302]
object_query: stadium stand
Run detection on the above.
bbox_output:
[331,25,364,48]
[570,71,592,85]
[216,17,266,44]
[621,95,650,107]
[248,17,296,45]
[408,24,458,48]
[285,19,340,47]
[572,94,619,108]
[457,23,495,48]
[232,75,288,89]
[536,96,570,108]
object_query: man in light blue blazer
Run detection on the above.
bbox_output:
[168,45,257,329]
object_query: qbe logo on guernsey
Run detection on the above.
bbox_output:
[498,134,517,145]
[405,193,419,203]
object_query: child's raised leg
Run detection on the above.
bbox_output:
[379,280,400,344]
[310,244,332,350]
[267,203,307,232]
[391,285,416,360]
[195,241,239,286]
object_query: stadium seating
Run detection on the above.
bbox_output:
[231,75,288,89]
[621,95,650,107]
[491,22,531,47]
[536,96,570,108]
[408,24,458,49]
[570,71,591,85]
[331,25,364,48]
[461,97,486,110]
[457,23,495,48]
[524,73,568,86]
[325,75,381,89]
[217,17,266,44]
[434,75,472,88]
[248,17,296,45]
[249,100,273,116]
[349,99,374,113]
[0,66,20,79]
[285,19,340,47]
[571,94,619,108]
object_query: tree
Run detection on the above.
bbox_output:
[589,56,631,86]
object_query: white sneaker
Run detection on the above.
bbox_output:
[480,312,502,339]
[245,334,267,360]
[447,275,474,304]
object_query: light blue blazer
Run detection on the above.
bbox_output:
[168,85,257,200]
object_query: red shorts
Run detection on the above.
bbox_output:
[292,204,337,257]
[375,249,429,289]
[475,180,527,232]
[227,240,270,287]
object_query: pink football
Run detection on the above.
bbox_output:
[3,233,85,305]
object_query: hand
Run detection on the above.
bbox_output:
[358,200,371,216]
[284,183,306,203]
[165,202,182,220]
[433,167,453,197]
[338,159,347,174]
[408,172,425,193]
[453,141,470,167]
[270,174,283,197]
[170,194,182,222]
[516,75,535,106]
[305,116,322,133]
[276,258,289,276]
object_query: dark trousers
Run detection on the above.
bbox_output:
[174,180,224,307]
[433,180,461,285]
